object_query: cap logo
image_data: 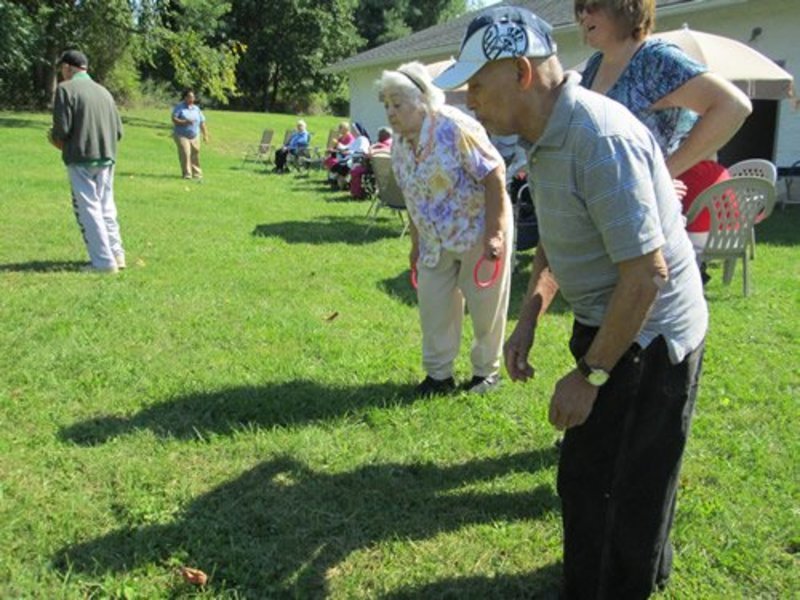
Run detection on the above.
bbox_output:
[482,22,528,60]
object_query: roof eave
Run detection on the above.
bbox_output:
[325,0,750,74]
[325,47,456,74]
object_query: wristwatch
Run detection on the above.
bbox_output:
[576,357,610,387]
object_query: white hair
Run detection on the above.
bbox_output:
[376,61,445,113]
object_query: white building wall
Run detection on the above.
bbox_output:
[348,69,388,140]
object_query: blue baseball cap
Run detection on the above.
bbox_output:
[434,7,557,90]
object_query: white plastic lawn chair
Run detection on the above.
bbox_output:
[686,176,776,296]
[727,159,777,259]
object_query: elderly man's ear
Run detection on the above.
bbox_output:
[515,57,536,89]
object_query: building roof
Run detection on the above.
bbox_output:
[328,0,702,73]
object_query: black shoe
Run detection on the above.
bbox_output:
[414,376,456,397]
[464,374,501,394]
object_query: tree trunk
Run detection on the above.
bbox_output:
[269,66,282,112]
[35,49,59,109]
[261,73,270,112]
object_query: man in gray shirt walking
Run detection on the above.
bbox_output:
[49,49,125,273]
[436,7,708,598]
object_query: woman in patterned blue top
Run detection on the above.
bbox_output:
[574,0,750,184]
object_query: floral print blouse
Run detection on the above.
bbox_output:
[391,105,502,268]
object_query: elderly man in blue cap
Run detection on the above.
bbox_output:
[436,7,707,599]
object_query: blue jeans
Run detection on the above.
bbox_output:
[558,321,704,599]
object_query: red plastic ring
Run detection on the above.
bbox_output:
[473,256,501,289]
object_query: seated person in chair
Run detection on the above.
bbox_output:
[274,120,310,172]
[329,122,370,189]
[323,122,355,171]
[350,127,393,199]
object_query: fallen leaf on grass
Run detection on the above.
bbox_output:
[324,311,339,322]
[179,566,208,586]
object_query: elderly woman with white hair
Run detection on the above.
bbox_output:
[377,61,513,396]
[274,119,310,173]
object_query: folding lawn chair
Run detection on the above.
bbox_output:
[366,152,408,237]
[241,129,275,168]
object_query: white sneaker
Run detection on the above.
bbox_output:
[115,255,126,269]
[80,263,118,274]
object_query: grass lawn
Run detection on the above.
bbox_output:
[0,107,798,599]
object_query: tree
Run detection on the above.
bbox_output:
[225,0,362,112]
[137,0,244,105]
[353,0,466,50]
[0,0,136,108]
[0,0,466,110]
[0,1,37,105]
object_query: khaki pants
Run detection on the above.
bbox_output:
[174,134,202,178]
[417,231,512,380]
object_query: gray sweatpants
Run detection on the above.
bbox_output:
[68,164,124,269]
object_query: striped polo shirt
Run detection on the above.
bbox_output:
[525,72,707,364]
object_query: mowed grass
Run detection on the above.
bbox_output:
[0,107,798,599]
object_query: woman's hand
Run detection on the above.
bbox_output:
[483,231,504,261]
[672,178,688,201]
[481,166,507,261]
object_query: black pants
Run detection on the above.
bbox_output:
[330,159,350,176]
[559,321,704,599]
[274,147,292,170]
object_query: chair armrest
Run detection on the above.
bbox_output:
[685,198,703,224]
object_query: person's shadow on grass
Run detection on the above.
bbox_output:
[253,216,402,245]
[0,260,87,273]
[53,449,561,597]
[379,270,418,306]
[60,380,419,446]
[384,566,563,599]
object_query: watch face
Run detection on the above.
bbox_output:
[588,370,609,386]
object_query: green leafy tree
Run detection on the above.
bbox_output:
[354,0,465,50]
[226,0,362,112]
[138,0,244,105]
[0,1,37,105]
[0,0,135,108]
